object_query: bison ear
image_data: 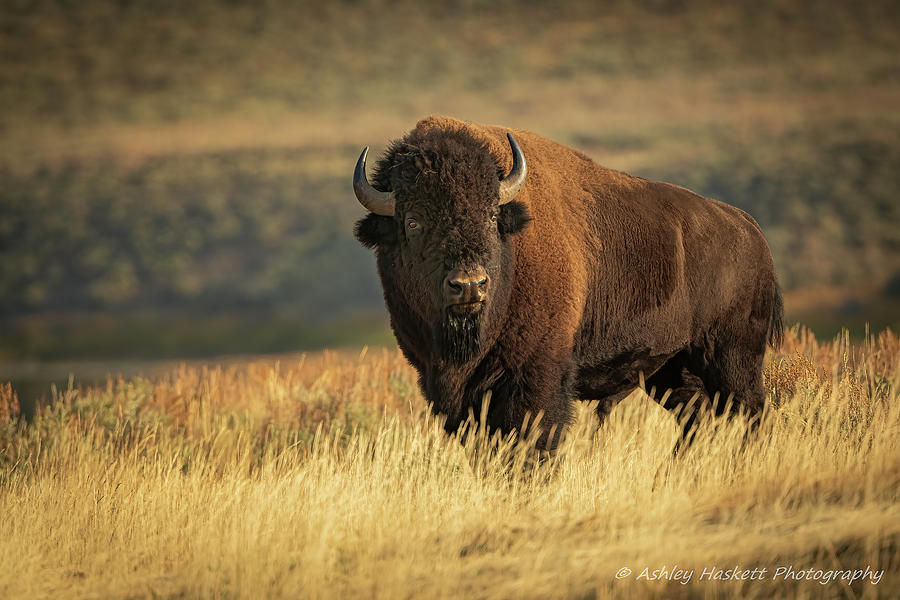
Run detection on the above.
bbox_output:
[498,201,532,236]
[355,214,397,249]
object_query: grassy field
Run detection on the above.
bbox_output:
[0,326,897,598]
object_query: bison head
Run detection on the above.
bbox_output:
[353,128,532,363]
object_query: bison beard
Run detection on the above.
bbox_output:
[439,311,483,363]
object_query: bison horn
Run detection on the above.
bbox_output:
[353,147,396,216]
[498,133,527,205]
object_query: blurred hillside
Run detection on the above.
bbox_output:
[2,0,899,359]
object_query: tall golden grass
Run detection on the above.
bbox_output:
[1,327,898,598]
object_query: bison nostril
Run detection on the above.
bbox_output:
[447,279,464,296]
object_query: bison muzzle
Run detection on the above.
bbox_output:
[353,116,783,451]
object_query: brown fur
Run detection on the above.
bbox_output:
[355,116,783,450]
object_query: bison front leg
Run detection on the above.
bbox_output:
[477,358,576,452]
[425,354,576,451]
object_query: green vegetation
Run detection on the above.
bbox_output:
[2,0,898,359]
[2,147,372,314]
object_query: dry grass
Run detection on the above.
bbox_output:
[1,328,898,598]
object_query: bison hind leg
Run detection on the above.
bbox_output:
[643,352,710,447]
[654,334,769,452]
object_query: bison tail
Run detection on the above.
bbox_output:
[768,282,785,349]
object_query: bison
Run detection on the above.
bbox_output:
[353,116,783,450]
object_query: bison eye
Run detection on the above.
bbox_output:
[490,215,497,225]
[407,218,419,230]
